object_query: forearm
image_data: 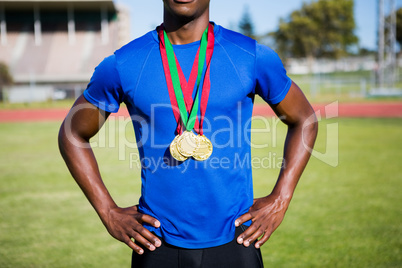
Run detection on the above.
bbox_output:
[58,101,162,254]
[58,125,117,222]
[236,82,318,248]
[271,116,318,202]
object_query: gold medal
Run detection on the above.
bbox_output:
[170,135,188,161]
[177,131,199,157]
[192,135,213,161]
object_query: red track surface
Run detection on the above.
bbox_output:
[0,102,401,123]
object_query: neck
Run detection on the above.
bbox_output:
[163,13,210,45]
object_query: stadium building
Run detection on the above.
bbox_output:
[0,0,130,102]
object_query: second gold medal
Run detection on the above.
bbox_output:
[170,135,188,161]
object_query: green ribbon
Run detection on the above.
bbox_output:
[163,27,208,132]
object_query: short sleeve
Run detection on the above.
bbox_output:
[83,55,124,113]
[255,44,292,105]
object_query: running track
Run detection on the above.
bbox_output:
[0,102,401,122]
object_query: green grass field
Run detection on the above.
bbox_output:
[1,69,401,111]
[0,117,401,267]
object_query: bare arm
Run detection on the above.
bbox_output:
[235,81,318,248]
[58,95,161,254]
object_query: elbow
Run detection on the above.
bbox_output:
[310,112,319,134]
[58,120,91,157]
[58,121,68,157]
[58,121,79,156]
[303,111,319,142]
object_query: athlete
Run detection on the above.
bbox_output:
[58,0,318,267]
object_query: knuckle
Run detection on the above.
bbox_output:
[257,228,265,236]
[129,232,138,240]
[133,211,144,220]
[123,236,133,245]
[133,224,146,234]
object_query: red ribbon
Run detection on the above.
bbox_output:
[158,23,214,135]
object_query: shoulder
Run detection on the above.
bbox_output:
[255,43,286,71]
[256,43,280,60]
[114,30,159,64]
[214,24,256,56]
[91,54,119,80]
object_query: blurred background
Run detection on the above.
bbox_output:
[0,0,401,267]
[1,0,402,103]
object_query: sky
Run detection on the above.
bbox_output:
[115,0,402,50]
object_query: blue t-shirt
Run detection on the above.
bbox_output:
[84,23,292,249]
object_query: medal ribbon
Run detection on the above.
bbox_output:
[164,28,207,132]
[198,24,214,135]
[158,23,214,135]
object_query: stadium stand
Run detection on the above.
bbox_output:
[0,0,130,102]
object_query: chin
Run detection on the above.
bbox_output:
[164,0,210,22]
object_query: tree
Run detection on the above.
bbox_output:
[238,5,255,39]
[396,7,402,48]
[272,0,358,61]
[0,62,13,101]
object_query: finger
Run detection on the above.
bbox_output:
[124,236,145,255]
[132,224,162,248]
[235,212,252,227]
[136,213,161,228]
[236,223,258,245]
[255,231,271,249]
[243,228,265,247]
[237,223,262,247]
[132,233,157,251]
[139,226,162,248]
